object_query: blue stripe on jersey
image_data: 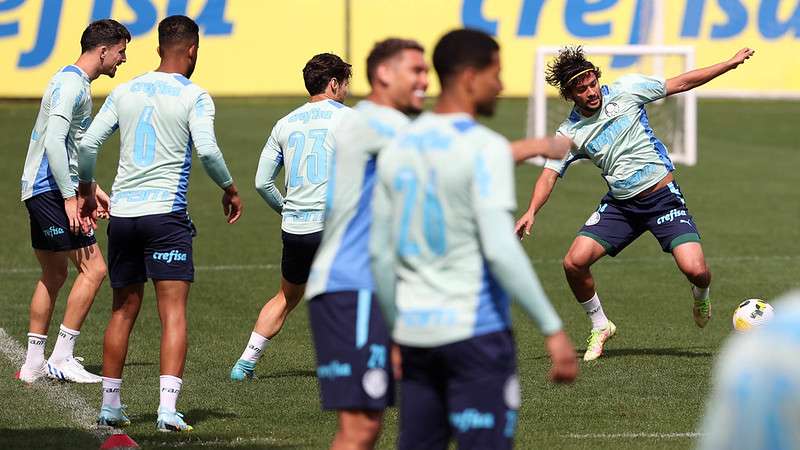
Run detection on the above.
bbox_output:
[61,65,82,75]
[327,100,345,109]
[601,85,610,95]
[325,149,336,212]
[355,289,371,349]
[557,154,590,177]
[473,261,511,337]
[638,106,674,171]
[568,109,581,123]
[173,74,192,86]
[452,119,476,133]
[172,139,193,211]
[325,157,377,293]
[32,152,58,196]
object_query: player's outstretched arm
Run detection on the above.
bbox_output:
[515,168,559,239]
[666,47,755,96]
[510,135,573,163]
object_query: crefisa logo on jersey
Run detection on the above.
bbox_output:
[604,102,620,117]
[152,250,188,264]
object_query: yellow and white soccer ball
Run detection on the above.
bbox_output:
[732,299,774,332]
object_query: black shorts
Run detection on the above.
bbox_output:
[107,211,195,289]
[25,190,96,251]
[308,290,395,411]
[398,331,519,450]
[579,181,701,257]
[281,230,322,284]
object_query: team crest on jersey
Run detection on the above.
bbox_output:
[585,212,601,226]
[604,102,621,117]
[362,368,388,399]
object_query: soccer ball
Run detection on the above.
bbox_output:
[732,299,774,332]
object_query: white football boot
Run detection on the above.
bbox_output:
[18,361,48,383]
[47,356,102,383]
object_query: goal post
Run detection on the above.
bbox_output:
[526,45,697,166]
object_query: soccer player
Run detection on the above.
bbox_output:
[370,29,578,450]
[698,291,800,449]
[300,38,428,449]
[18,19,130,384]
[77,15,242,431]
[514,46,754,361]
[230,54,352,380]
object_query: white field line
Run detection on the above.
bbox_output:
[565,432,702,439]
[0,327,121,442]
[0,255,797,275]
[138,436,290,448]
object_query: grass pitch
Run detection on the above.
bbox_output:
[0,97,798,449]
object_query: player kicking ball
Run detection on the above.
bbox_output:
[230,54,352,381]
[515,46,754,361]
[78,15,242,431]
[18,19,130,384]
[371,29,578,450]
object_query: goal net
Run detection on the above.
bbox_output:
[526,45,697,166]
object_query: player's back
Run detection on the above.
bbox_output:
[376,112,516,347]
[270,100,350,233]
[306,100,409,298]
[107,71,210,217]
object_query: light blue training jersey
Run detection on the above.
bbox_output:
[21,65,92,201]
[699,291,800,450]
[305,100,410,300]
[255,100,351,234]
[544,74,673,200]
[78,71,233,217]
[372,112,562,347]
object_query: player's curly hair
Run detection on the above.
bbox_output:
[546,46,601,100]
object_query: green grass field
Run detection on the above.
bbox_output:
[0,97,798,450]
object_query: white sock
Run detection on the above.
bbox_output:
[240,332,269,363]
[24,332,47,367]
[49,324,79,362]
[159,375,182,412]
[580,293,609,329]
[692,285,710,301]
[101,377,122,408]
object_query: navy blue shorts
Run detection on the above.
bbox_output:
[25,190,96,251]
[398,331,519,450]
[579,181,701,257]
[308,290,395,411]
[107,211,195,289]
[281,230,322,284]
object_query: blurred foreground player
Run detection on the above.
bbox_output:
[370,29,578,450]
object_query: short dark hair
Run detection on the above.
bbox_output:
[366,38,424,84]
[80,19,130,53]
[158,15,199,49]
[546,46,602,100]
[433,28,499,88]
[302,53,352,96]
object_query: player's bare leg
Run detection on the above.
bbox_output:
[19,250,69,382]
[62,244,107,330]
[332,410,384,450]
[672,242,712,327]
[254,277,305,339]
[563,236,616,361]
[154,280,193,432]
[97,283,144,427]
[231,277,305,381]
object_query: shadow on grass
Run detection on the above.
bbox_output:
[597,347,713,358]
[259,369,316,379]
[131,407,236,426]
[0,427,98,449]
[83,361,156,374]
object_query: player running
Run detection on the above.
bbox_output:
[229,54,353,381]
[18,19,130,384]
[514,46,754,361]
[77,15,242,431]
[370,29,578,450]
